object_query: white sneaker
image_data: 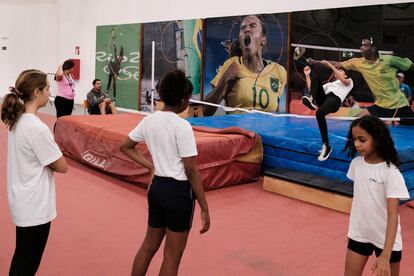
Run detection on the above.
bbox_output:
[302,95,317,110]
[318,144,332,161]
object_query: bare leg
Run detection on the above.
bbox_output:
[390,262,400,276]
[344,249,369,276]
[159,229,190,276]
[109,102,118,114]
[99,102,107,115]
[131,226,166,276]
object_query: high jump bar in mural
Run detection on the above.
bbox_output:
[290,43,393,55]
[189,99,408,122]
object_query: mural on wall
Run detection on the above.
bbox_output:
[202,13,289,116]
[92,3,414,114]
[95,23,141,110]
[140,19,203,112]
[290,3,414,105]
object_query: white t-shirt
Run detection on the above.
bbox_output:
[7,113,63,227]
[347,156,410,251]
[323,79,353,102]
[128,111,198,181]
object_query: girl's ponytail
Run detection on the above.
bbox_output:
[1,88,25,131]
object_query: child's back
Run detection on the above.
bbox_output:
[129,110,196,181]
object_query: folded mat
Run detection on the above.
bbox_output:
[54,114,263,190]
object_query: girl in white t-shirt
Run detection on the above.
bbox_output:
[302,60,354,161]
[120,70,210,276]
[1,69,68,275]
[343,115,409,276]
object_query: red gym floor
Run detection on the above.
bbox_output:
[1,113,413,275]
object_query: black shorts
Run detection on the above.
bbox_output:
[148,176,195,232]
[347,239,402,263]
[54,96,74,118]
[89,105,101,115]
[89,104,112,115]
[367,104,414,125]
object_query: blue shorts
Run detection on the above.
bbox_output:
[147,176,195,232]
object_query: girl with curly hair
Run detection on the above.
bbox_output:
[343,115,409,276]
[120,69,210,276]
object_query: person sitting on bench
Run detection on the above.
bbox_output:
[86,79,118,115]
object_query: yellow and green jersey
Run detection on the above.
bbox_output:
[211,56,287,112]
[342,55,412,109]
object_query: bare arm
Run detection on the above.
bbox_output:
[203,62,240,116]
[183,156,210,234]
[203,83,226,116]
[48,156,68,173]
[321,60,351,86]
[307,58,342,69]
[120,137,154,171]
[55,65,63,81]
[371,198,399,275]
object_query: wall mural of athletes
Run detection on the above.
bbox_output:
[95,23,141,110]
[140,19,203,112]
[202,13,289,116]
[93,3,413,115]
[290,3,414,113]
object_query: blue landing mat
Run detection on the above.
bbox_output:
[188,114,414,197]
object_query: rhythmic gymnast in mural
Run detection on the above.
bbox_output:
[106,43,124,101]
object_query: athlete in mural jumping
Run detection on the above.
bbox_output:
[307,36,414,125]
[203,15,287,116]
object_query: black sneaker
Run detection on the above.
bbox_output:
[302,96,316,110]
[318,144,332,161]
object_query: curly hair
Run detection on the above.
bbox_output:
[159,69,193,107]
[343,115,400,167]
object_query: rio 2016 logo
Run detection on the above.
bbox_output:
[96,51,140,80]
[81,150,111,170]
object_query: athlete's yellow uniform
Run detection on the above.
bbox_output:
[211,56,287,112]
[342,55,412,109]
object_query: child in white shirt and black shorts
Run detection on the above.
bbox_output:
[343,115,409,276]
[120,69,210,276]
